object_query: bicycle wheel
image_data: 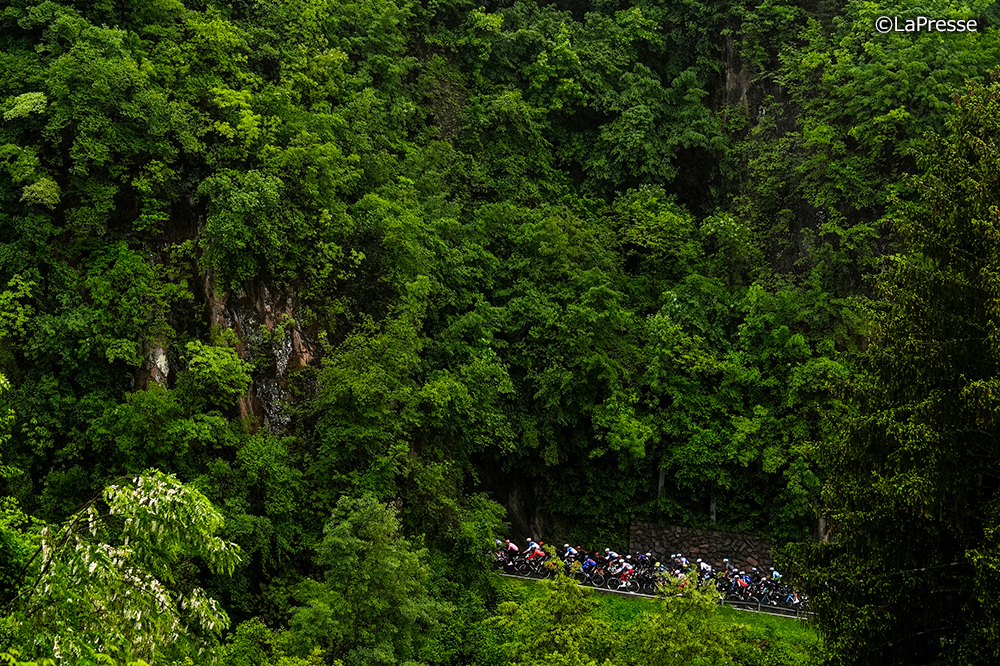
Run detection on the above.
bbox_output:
[606,577,622,591]
[625,579,640,593]
[591,573,605,587]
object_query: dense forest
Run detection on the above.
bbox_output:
[2,0,1000,663]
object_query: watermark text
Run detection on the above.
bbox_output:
[875,16,978,33]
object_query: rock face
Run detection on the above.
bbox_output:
[200,274,318,431]
[721,26,752,109]
[629,521,774,571]
[136,340,170,390]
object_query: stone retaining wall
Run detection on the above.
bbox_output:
[629,521,774,571]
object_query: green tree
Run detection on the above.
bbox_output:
[284,494,452,665]
[4,470,241,662]
[175,340,251,414]
[0,372,34,620]
[220,618,329,666]
[479,571,736,666]
[789,75,1000,664]
[740,0,1000,294]
[626,573,736,666]
[481,572,619,666]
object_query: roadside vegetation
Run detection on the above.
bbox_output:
[2,0,1000,662]
[481,575,823,665]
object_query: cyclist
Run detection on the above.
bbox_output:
[505,539,519,554]
[563,543,578,561]
[609,554,628,574]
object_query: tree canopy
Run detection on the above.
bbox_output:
[788,74,1000,665]
[2,0,1000,661]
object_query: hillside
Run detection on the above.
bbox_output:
[2,0,1000,663]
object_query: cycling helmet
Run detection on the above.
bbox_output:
[723,558,729,562]
[696,558,702,563]
[505,539,510,543]
[645,552,651,557]
[626,555,632,560]
[605,548,610,553]
[564,543,570,548]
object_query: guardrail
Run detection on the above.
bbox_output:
[722,597,812,619]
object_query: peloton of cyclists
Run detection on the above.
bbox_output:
[493,537,803,607]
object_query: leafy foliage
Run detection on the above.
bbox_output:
[478,571,738,666]
[2,0,998,661]
[6,470,240,662]
[285,494,451,665]
[788,74,1000,665]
